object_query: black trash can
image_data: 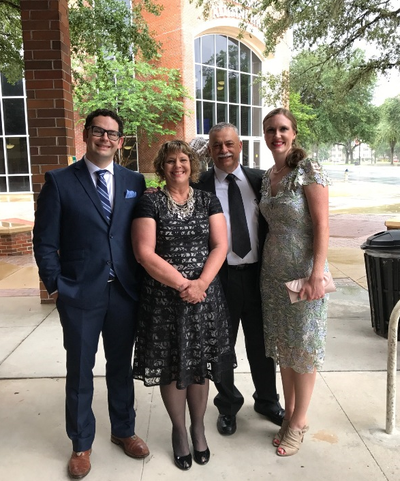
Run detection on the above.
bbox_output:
[361,230,400,340]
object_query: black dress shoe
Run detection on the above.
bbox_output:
[174,453,192,470]
[254,403,285,426]
[217,414,237,435]
[193,447,210,465]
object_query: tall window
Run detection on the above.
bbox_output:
[0,74,31,193]
[195,35,262,137]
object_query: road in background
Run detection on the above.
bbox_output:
[324,164,400,215]
[325,163,400,248]
[324,164,400,185]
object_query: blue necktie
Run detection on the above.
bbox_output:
[96,170,112,222]
[96,170,115,278]
[226,173,251,259]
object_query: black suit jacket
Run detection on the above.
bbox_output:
[33,158,146,308]
[192,166,267,293]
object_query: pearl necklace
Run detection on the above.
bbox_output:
[271,164,288,175]
[164,186,195,220]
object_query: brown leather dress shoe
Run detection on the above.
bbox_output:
[111,434,150,458]
[68,449,91,479]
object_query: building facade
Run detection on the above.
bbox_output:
[2,0,290,195]
[138,0,290,173]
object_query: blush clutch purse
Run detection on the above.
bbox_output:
[285,272,336,303]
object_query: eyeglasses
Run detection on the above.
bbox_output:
[87,125,121,141]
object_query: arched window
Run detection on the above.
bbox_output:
[194,34,263,167]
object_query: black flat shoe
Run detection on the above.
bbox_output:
[174,453,192,470]
[217,414,237,435]
[193,447,210,465]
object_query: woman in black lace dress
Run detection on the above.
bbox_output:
[132,141,234,470]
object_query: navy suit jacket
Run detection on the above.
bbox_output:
[192,166,267,293]
[33,158,146,309]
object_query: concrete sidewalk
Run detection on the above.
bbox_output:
[1,184,400,481]
[2,270,400,481]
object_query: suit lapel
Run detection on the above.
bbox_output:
[73,159,109,223]
[241,166,262,201]
[112,164,124,220]
[198,168,216,193]
[199,167,261,200]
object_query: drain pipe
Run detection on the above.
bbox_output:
[386,299,400,434]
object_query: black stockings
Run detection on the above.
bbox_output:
[160,380,209,456]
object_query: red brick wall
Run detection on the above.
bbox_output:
[20,0,75,303]
[139,0,198,174]
[0,230,33,256]
[71,1,201,174]
[74,111,86,161]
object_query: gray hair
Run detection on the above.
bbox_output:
[208,122,239,137]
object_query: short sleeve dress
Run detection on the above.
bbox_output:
[259,158,331,374]
[133,188,235,389]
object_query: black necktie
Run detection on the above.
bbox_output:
[96,170,115,278]
[226,173,251,259]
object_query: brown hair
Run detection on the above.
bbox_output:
[153,140,201,183]
[263,108,307,168]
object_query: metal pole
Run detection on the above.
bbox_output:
[386,300,400,434]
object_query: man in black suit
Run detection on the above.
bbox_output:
[192,122,284,435]
[33,109,149,479]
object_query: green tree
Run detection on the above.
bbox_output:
[69,0,190,153]
[69,0,162,64]
[73,53,188,144]
[194,0,400,91]
[287,92,331,162]
[375,96,400,164]
[289,49,378,164]
[1,0,162,83]
[287,92,316,149]
[0,0,23,83]
[2,0,189,157]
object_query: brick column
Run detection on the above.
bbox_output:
[20,0,75,303]
[139,0,197,174]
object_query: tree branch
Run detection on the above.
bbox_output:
[0,0,20,11]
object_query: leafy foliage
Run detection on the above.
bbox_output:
[68,0,162,63]
[0,0,23,83]
[289,49,378,163]
[287,92,316,149]
[70,0,190,148]
[1,0,162,83]
[1,0,188,154]
[73,53,188,143]
[375,96,400,164]
[194,0,400,91]
[145,178,164,188]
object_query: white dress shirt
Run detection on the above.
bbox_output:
[84,156,115,209]
[213,165,259,265]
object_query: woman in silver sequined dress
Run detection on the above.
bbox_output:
[259,108,331,457]
[131,141,234,470]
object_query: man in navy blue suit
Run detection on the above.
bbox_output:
[192,123,284,436]
[33,109,148,479]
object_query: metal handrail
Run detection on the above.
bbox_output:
[386,299,400,434]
